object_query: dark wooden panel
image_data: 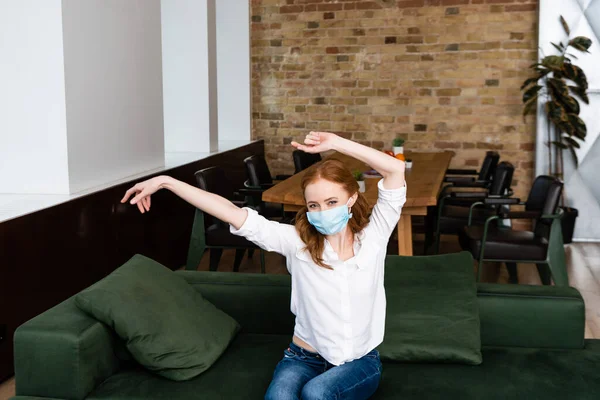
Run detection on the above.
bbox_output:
[0,141,264,381]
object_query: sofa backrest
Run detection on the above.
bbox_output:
[179,270,586,350]
[179,271,295,335]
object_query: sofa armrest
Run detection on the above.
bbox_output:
[13,297,120,400]
[177,271,294,335]
[477,283,585,349]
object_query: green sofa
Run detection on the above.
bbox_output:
[10,255,600,400]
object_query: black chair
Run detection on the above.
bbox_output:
[185,166,265,273]
[432,161,515,254]
[241,155,293,220]
[444,151,500,187]
[244,154,291,188]
[425,153,504,252]
[458,176,567,285]
[293,150,322,173]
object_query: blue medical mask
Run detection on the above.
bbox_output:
[306,199,353,235]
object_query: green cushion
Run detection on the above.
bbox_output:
[74,254,240,381]
[378,252,482,365]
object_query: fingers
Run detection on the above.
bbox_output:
[306,132,321,141]
[291,131,322,150]
[291,142,316,153]
[306,133,320,144]
[121,183,152,214]
[304,137,320,145]
[143,196,151,212]
[121,186,137,203]
[130,189,148,205]
[132,195,150,213]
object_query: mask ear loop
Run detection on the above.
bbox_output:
[341,195,356,258]
[347,196,355,219]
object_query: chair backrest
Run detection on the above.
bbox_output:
[293,151,322,174]
[488,161,514,196]
[525,175,563,238]
[244,155,273,187]
[478,151,500,181]
[195,166,229,197]
[194,166,229,228]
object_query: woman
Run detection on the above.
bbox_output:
[121,131,406,400]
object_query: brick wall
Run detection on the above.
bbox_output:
[251,0,538,198]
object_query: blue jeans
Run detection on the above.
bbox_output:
[265,342,382,400]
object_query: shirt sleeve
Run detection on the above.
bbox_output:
[367,179,407,240]
[230,207,298,257]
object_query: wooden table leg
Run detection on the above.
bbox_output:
[397,215,413,256]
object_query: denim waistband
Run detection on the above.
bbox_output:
[289,341,322,358]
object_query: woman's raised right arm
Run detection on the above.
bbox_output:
[121,175,248,230]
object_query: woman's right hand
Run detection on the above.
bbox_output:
[121,176,167,214]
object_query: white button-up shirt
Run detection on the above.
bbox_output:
[230,179,406,365]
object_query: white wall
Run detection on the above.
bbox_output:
[62,0,165,193]
[0,0,252,195]
[537,0,600,241]
[0,0,70,194]
[216,0,251,142]
[162,0,218,153]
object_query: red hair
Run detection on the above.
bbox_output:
[295,159,370,269]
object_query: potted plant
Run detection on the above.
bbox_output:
[353,170,366,193]
[521,15,592,244]
[392,138,405,156]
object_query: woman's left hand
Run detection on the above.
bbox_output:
[291,131,338,153]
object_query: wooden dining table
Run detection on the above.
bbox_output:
[262,151,454,256]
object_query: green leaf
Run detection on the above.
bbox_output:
[560,16,570,36]
[560,95,580,114]
[538,69,551,79]
[541,55,565,71]
[562,63,588,90]
[551,140,568,149]
[563,135,581,149]
[574,69,588,90]
[568,114,587,138]
[551,42,563,53]
[568,36,592,52]
[562,62,578,79]
[545,101,569,125]
[523,85,542,103]
[558,121,575,135]
[522,95,538,119]
[520,77,539,90]
[567,53,579,60]
[569,146,579,167]
[569,85,589,104]
[547,77,569,99]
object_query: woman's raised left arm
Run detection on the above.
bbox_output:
[292,131,405,189]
